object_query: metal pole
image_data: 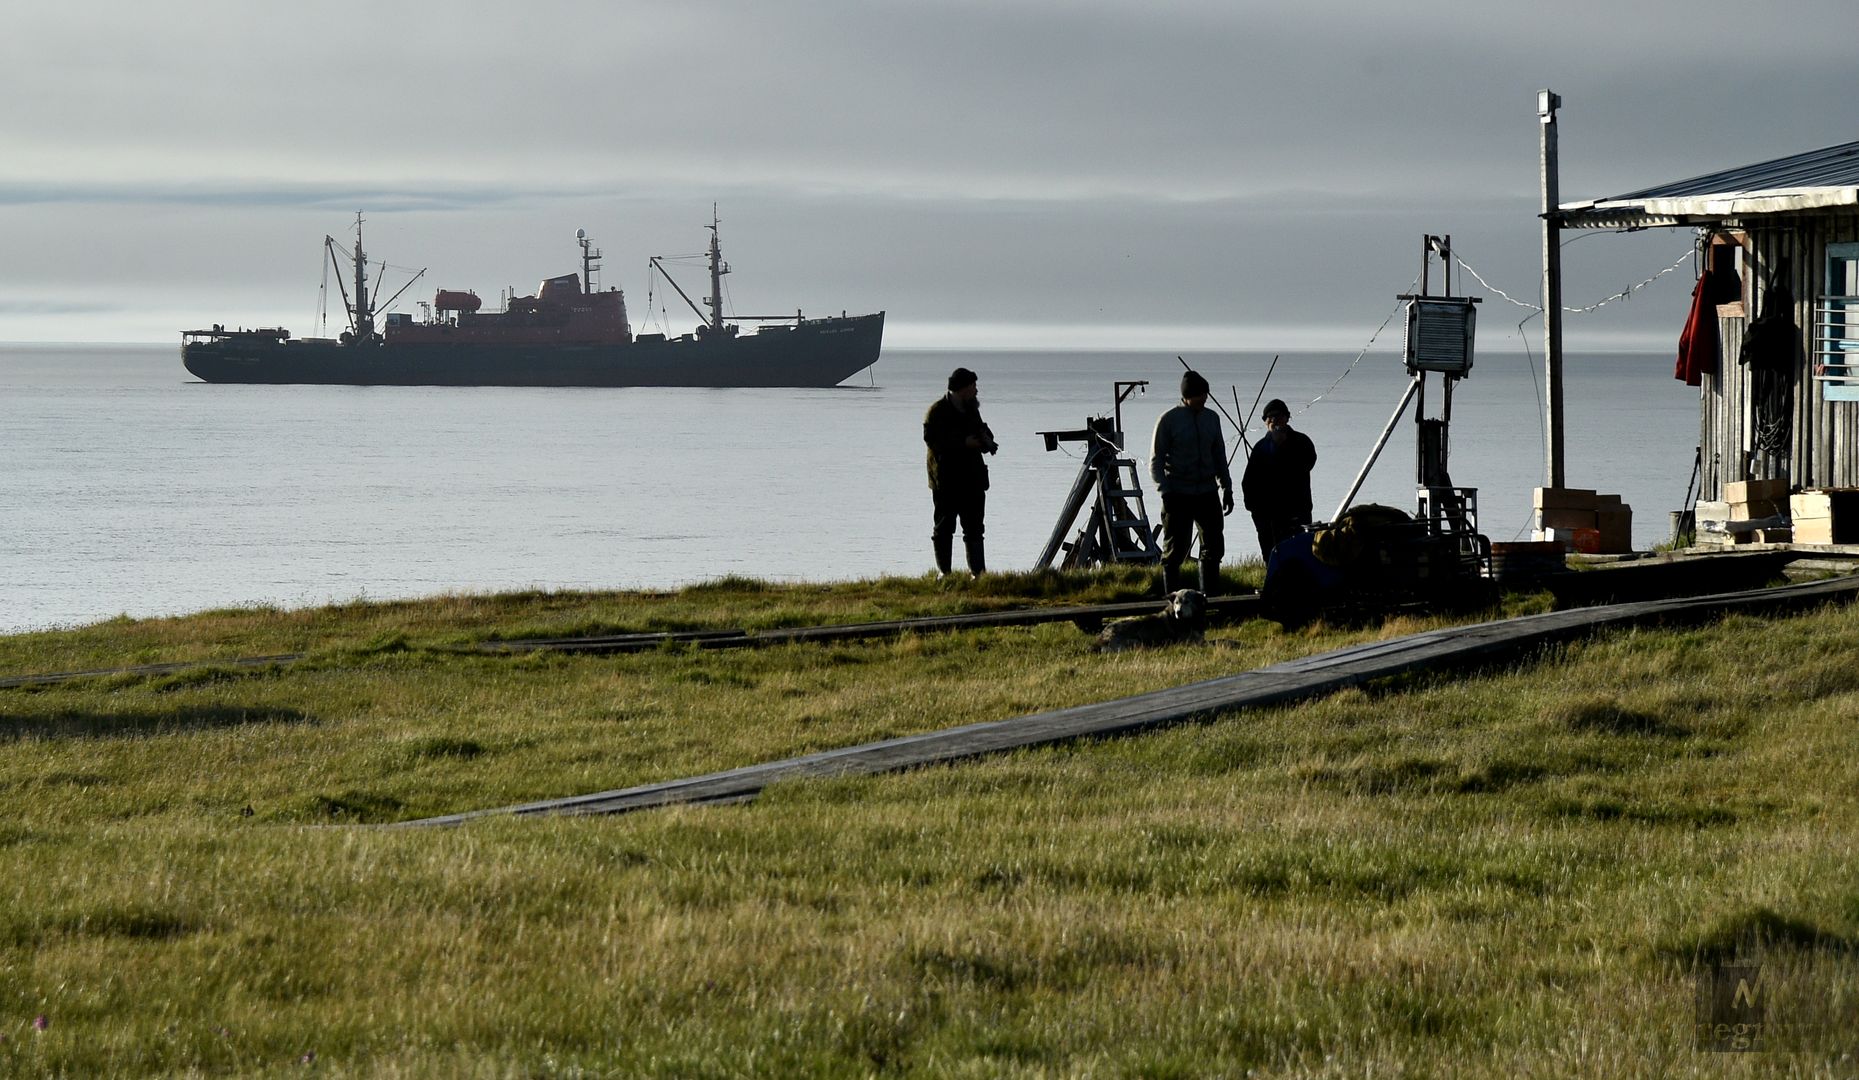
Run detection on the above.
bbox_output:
[1539,89,1566,489]
[1333,375,1423,522]
[1230,353,1280,465]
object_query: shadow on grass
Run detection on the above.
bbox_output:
[1660,906,1859,966]
[0,704,316,741]
[0,904,206,948]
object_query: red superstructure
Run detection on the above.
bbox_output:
[388,232,631,346]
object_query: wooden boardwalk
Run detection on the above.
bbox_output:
[0,548,1829,691]
[0,596,1256,690]
[395,574,1859,828]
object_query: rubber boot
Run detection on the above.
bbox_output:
[964,537,986,576]
[1162,562,1182,595]
[933,535,954,576]
[1198,558,1222,597]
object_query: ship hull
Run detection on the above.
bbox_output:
[183,312,884,388]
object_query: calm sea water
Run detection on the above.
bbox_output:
[1,343,1696,633]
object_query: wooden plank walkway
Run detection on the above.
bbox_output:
[0,597,1257,689]
[2,548,1835,691]
[394,574,1859,828]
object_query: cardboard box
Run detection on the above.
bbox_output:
[1694,500,1732,528]
[1540,509,1595,530]
[1791,491,1833,521]
[1788,489,1859,544]
[1535,507,1598,532]
[1725,478,1789,503]
[1794,519,1835,545]
[1728,498,1785,521]
[1533,487,1597,511]
[1595,506,1633,553]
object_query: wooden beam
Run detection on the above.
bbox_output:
[396,574,1859,827]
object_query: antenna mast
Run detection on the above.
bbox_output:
[704,205,729,332]
[351,211,373,341]
[578,228,601,294]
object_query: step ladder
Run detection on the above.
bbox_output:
[1061,456,1162,568]
[1034,424,1164,570]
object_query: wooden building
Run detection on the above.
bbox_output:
[1554,139,1859,503]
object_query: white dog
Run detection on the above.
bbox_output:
[1094,589,1208,652]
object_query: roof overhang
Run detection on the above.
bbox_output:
[1557,185,1859,229]
[1552,138,1859,229]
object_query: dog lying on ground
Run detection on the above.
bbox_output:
[1093,589,1208,652]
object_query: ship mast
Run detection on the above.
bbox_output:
[351,211,374,341]
[704,204,729,332]
[578,228,601,294]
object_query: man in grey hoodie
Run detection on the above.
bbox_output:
[1150,369,1234,594]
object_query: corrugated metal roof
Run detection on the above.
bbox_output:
[1558,138,1859,228]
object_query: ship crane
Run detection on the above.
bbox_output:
[647,209,808,336]
[322,211,425,342]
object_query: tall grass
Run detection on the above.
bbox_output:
[0,575,1855,1076]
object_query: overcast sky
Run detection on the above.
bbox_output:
[4,0,1855,350]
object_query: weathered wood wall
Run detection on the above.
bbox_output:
[1700,212,1859,499]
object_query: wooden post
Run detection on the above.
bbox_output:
[1539,89,1566,489]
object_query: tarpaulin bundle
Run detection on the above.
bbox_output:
[1675,268,1719,386]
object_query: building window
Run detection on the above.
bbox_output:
[1710,234,1746,314]
[1816,242,1859,402]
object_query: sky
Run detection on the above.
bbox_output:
[4,0,1856,350]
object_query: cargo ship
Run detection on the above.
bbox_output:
[182,211,884,387]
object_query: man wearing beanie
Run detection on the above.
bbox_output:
[923,367,998,575]
[1149,370,1234,594]
[1241,397,1318,561]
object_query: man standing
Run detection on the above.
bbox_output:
[1150,370,1234,594]
[1241,398,1318,561]
[923,366,997,576]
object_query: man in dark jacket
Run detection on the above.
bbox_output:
[923,367,997,575]
[1150,369,1234,594]
[1241,397,1317,561]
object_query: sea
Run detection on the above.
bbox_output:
[1,343,1697,634]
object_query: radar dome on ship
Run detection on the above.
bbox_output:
[434,289,482,313]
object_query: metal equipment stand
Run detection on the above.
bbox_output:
[1034,381,1163,570]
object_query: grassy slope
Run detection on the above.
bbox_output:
[1,572,1856,1077]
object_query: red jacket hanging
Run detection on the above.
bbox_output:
[1676,268,1718,386]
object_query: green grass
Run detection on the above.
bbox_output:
[1,571,1855,1076]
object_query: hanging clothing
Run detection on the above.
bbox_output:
[1675,268,1719,387]
[1740,278,1798,459]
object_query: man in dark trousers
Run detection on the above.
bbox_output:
[1149,369,1234,594]
[923,366,997,576]
[1241,398,1318,561]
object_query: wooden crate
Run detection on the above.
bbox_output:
[1725,478,1789,503]
[1595,506,1633,553]
[1536,507,1598,532]
[1728,498,1785,520]
[1533,487,1597,511]
[1790,490,1859,545]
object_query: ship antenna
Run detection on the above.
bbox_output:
[704,204,730,332]
[577,228,601,295]
[352,210,374,341]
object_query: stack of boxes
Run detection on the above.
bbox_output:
[1532,487,1633,554]
[1695,479,1791,545]
[1788,489,1859,545]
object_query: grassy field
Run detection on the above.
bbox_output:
[1,569,1856,1077]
